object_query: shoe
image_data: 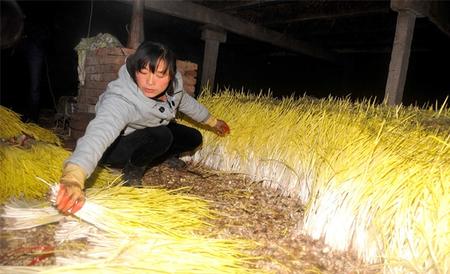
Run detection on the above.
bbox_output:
[122,161,146,186]
[164,156,186,169]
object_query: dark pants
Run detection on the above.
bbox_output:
[100,123,202,168]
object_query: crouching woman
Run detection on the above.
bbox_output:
[56,41,229,214]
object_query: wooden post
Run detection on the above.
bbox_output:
[127,0,145,49]
[200,26,227,90]
[384,11,416,105]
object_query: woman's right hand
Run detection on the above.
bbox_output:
[56,163,86,214]
[56,183,85,214]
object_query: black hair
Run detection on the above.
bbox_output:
[126,41,177,96]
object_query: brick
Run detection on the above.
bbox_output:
[70,112,95,139]
[77,95,98,105]
[183,70,197,78]
[85,56,99,65]
[184,85,195,96]
[85,73,101,81]
[83,80,109,90]
[76,103,89,113]
[87,55,125,66]
[121,48,136,56]
[177,60,198,71]
[71,129,85,140]
[182,76,197,86]
[98,55,127,65]
[85,64,123,74]
[85,73,118,82]
[84,65,97,74]
[78,87,105,98]
[86,96,99,105]
[76,103,96,114]
[95,48,121,56]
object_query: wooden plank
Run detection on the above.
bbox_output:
[384,11,416,105]
[116,0,337,62]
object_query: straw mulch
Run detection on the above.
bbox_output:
[1,161,379,273]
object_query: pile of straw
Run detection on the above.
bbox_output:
[181,89,449,273]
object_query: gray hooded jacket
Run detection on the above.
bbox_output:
[67,65,210,177]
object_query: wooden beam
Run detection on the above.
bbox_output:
[127,0,145,49]
[384,11,416,105]
[116,0,337,62]
[264,7,389,26]
[391,0,450,37]
[217,0,279,12]
[391,0,430,17]
[428,1,450,37]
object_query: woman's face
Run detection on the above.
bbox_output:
[135,59,171,98]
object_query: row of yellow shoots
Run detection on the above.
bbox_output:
[182,89,450,274]
[0,106,260,273]
[0,106,118,202]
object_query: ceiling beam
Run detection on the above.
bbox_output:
[216,0,279,12]
[391,0,450,37]
[116,0,337,62]
[264,8,390,26]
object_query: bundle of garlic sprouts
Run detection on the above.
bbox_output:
[180,88,449,273]
[3,184,214,237]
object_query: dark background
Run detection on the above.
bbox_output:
[1,0,449,119]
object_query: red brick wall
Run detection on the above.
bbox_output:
[71,47,198,140]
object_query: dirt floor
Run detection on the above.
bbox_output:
[0,112,380,273]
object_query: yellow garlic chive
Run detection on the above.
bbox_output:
[180,88,449,273]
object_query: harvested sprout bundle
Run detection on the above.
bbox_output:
[0,143,119,203]
[0,106,61,146]
[181,89,450,273]
[60,185,215,237]
[1,185,258,273]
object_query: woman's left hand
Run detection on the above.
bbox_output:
[214,119,230,136]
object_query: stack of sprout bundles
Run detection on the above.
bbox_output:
[0,106,61,146]
[1,185,257,273]
[0,106,119,202]
[180,89,449,273]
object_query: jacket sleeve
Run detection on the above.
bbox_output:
[178,91,211,123]
[174,71,210,123]
[66,96,134,178]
